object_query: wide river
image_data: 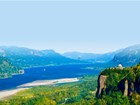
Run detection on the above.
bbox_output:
[0,64,100,90]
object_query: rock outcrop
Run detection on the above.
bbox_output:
[96,77,135,98]
[96,64,140,98]
[96,75,108,97]
[123,80,128,96]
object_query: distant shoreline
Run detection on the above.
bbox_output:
[0,78,79,100]
[23,63,92,69]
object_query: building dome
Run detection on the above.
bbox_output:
[118,64,123,70]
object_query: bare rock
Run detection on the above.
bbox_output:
[124,80,128,96]
[96,75,108,97]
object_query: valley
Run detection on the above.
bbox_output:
[1,45,140,104]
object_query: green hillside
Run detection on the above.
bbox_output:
[95,63,140,105]
[0,57,22,79]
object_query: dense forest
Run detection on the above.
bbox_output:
[0,57,22,79]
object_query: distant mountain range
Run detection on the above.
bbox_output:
[111,44,140,66]
[63,51,118,63]
[0,46,83,68]
[64,45,140,67]
[0,45,140,69]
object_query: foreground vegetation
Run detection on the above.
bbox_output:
[0,75,97,105]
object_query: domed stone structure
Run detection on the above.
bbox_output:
[118,64,123,70]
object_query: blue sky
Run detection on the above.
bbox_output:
[0,0,140,53]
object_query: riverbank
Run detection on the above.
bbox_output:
[17,78,79,88]
[0,78,79,100]
[0,88,29,100]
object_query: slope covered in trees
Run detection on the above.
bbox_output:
[95,63,140,105]
[0,57,22,79]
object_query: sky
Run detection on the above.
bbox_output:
[0,0,140,53]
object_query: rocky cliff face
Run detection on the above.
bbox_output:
[96,75,108,97]
[123,79,128,96]
[96,75,133,97]
[96,64,140,98]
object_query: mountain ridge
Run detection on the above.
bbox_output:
[63,51,118,63]
[1,44,140,68]
[0,46,85,68]
[111,44,140,66]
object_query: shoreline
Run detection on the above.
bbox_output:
[23,63,92,69]
[17,78,79,88]
[0,78,79,100]
[0,88,29,100]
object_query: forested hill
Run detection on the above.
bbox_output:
[95,63,140,105]
[0,57,22,79]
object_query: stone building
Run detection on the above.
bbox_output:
[118,64,123,70]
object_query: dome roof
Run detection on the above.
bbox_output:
[118,64,123,70]
[118,64,122,67]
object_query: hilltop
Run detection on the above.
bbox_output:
[95,63,140,105]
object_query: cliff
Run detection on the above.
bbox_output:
[96,75,108,97]
[96,63,140,98]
